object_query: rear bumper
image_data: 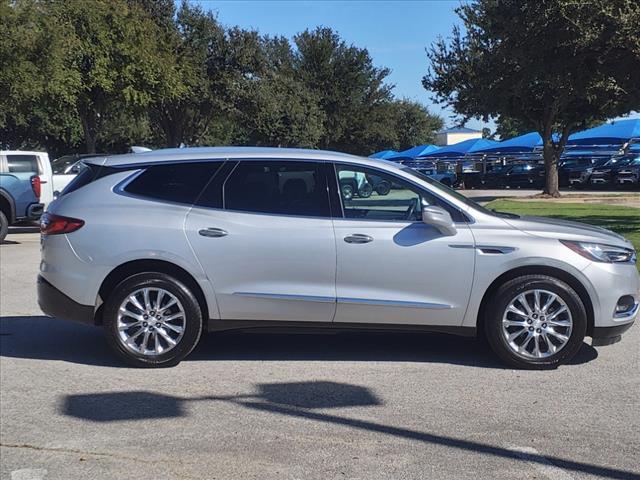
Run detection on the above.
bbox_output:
[37,275,95,325]
[15,203,44,222]
[591,321,635,346]
[27,203,44,220]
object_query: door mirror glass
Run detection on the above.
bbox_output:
[422,205,457,236]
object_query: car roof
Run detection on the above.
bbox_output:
[87,146,393,169]
[0,150,47,155]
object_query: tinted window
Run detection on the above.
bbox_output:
[7,155,39,174]
[124,162,222,205]
[224,161,330,217]
[336,165,467,222]
[194,161,238,209]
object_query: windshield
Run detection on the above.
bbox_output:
[603,157,633,167]
[52,156,79,174]
[400,167,516,217]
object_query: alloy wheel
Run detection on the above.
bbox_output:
[501,289,573,359]
[117,287,186,356]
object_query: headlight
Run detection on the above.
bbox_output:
[560,240,636,263]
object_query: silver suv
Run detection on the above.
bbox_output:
[38,147,639,369]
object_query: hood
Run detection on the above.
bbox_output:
[502,215,632,248]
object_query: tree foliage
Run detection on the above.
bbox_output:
[424,0,640,196]
[1,0,442,157]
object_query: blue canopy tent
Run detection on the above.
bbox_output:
[387,144,440,161]
[474,132,542,153]
[419,138,498,158]
[567,119,640,146]
[369,150,397,159]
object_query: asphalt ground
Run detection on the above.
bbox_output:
[1,227,639,480]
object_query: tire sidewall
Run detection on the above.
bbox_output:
[485,276,587,369]
[103,273,202,367]
[0,210,8,243]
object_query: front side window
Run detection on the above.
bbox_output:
[7,155,39,174]
[124,162,222,205]
[224,161,330,217]
[335,165,467,222]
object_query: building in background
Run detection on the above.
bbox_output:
[436,127,482,146]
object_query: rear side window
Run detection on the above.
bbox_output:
[124,162,222,205]
[224,161,330,217]
[7,155,40,174]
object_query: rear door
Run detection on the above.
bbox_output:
[185,160,337,322]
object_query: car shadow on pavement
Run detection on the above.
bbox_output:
[59,381,635,480]
[0,315,598,369]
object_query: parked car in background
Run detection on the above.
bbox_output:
[0,151,53,209]
[590,156,635,187]
[481,164,513,188]
[401,161,457,187]
[566,158,609,188]
[0,154,44,241]
[38,147,638,369]
[52,154,105,196]
[614,155,640,188]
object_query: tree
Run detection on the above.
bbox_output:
[294,27,394,154]
[232,36,325,147]
[382,100,443,151]
[55,0,169,153]
[0,0,84,155]
[423,0,640,196]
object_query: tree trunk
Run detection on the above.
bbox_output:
[78,102,98,154]
[542,141,560,197]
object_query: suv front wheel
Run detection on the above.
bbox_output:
[103,272,203,367]
[484,275,587,369]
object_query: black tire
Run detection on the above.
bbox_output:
[484,275,587,369]
[103,272,203,367]
[0,210,8,243]
[341,183,354,200]
[358,183,373,198]
[375,181,391,196]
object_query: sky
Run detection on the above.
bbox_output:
[194,0,482,129]
[195,1,638,133]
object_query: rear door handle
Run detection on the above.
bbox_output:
[344,234,373,244]
[199,228,228,238]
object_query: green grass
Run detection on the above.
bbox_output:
[485,200,640,270]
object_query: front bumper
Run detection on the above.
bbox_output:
[37,275,95,325]
[591,321,635,346]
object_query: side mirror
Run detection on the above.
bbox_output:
[422,205,457,236]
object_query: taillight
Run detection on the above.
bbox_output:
[40,213,84,235]
[31,175,41,199]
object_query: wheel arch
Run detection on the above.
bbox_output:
[96,259,210,329]
[476,265,595,337]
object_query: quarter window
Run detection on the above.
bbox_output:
[224,161,330,217]
[124,162,222,205]
[335,165,466,222]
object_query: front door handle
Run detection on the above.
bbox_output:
[344,234,373,244]
[199,228,228,238]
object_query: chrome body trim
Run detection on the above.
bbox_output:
[337,297,452,310]
[233,292,335,304]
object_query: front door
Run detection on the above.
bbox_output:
[185,160,337,322]
[331,164,475,326]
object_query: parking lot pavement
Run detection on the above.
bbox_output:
[1,231,639,480]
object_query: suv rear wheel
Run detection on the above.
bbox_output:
[484,275,587,369]
[103,272,203,367]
